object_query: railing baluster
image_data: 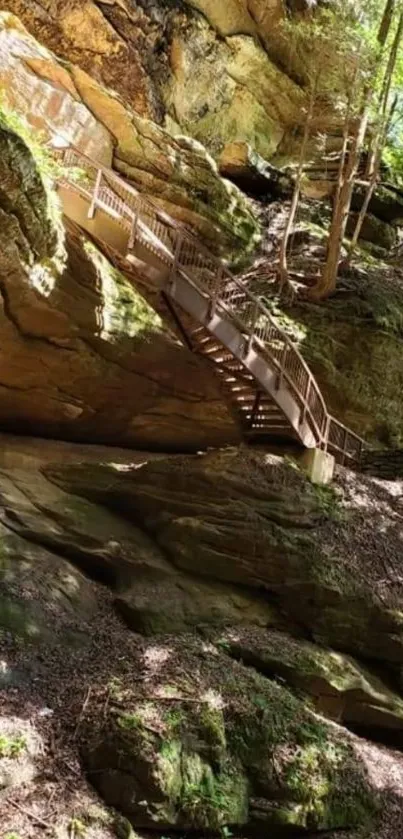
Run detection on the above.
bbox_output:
[276,342,288,391]
[300,376,311,427]
[208,266,224,319]
[128,205,139,250]
[170,232,183,287]
[246,299,260,356]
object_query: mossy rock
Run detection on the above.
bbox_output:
[216,627,403,736]
[81,636,376,834]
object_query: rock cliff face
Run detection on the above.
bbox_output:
[0,0,337,165]
[0,12,259,255]
[1,437,403,838]
[0,122,239,447]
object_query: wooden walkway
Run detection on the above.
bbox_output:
[55,146,365,465]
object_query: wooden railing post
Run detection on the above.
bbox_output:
[323,414,331,451]
[276,342,288,391]
[342,426,348,466]
[128,205,139,250]
[169,232,183,289]
[88,169,102,219]
[300,375,311,426]
[246,299,260,356]
[208,266,223,320]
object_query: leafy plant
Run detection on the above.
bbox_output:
[313,485,345,522]
[68,817,87,838]
[0,733,27,759]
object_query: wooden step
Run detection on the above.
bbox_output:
[236,402,283,412]
[203,347,233,360]
[238,411,283,420]
[248,424,291,433]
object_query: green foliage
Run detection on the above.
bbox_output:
[180,769,235,829]
[0,98,60,181]
[160,739,181,760]
[0,733,27,759]
[117,711,143,731]
[68,818,87,837]
[312,485,345,522]
[164,707,184,730]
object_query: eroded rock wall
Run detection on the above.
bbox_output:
[0,12,259,255]
[0,0,340,165]
[0,122,239,448]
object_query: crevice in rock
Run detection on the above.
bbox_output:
[0,502,119,587]
[220,640,403,753]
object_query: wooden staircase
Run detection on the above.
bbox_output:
[54,145,365,465]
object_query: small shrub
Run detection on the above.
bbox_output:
[0,733,27,759]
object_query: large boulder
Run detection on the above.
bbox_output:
[46,447,403,669]
[81,634,376,833]
[217,627,403,737]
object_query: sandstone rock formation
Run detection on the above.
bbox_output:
[0,121,240,447]
[0,0,343,166]
[46,447,403,668]
[0,12,259,254]
[1,437,403,837]
[288,264,403,448]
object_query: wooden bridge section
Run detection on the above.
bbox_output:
[55,146,365,465]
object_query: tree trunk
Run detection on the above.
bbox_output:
[378,0,396,46]
[310,0,397,300]
[278,83,316,293]
[348,7,403,258]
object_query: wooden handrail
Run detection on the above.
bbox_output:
[56,145,366,464]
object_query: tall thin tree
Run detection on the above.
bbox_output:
[310,0,397,299]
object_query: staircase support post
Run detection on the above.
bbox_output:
[301,448,335,485]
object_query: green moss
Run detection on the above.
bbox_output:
[226,674,375,831]
[312,484,345,522]
[83,242,162,341]
[117,711,143,731]
[179,754,248,829]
